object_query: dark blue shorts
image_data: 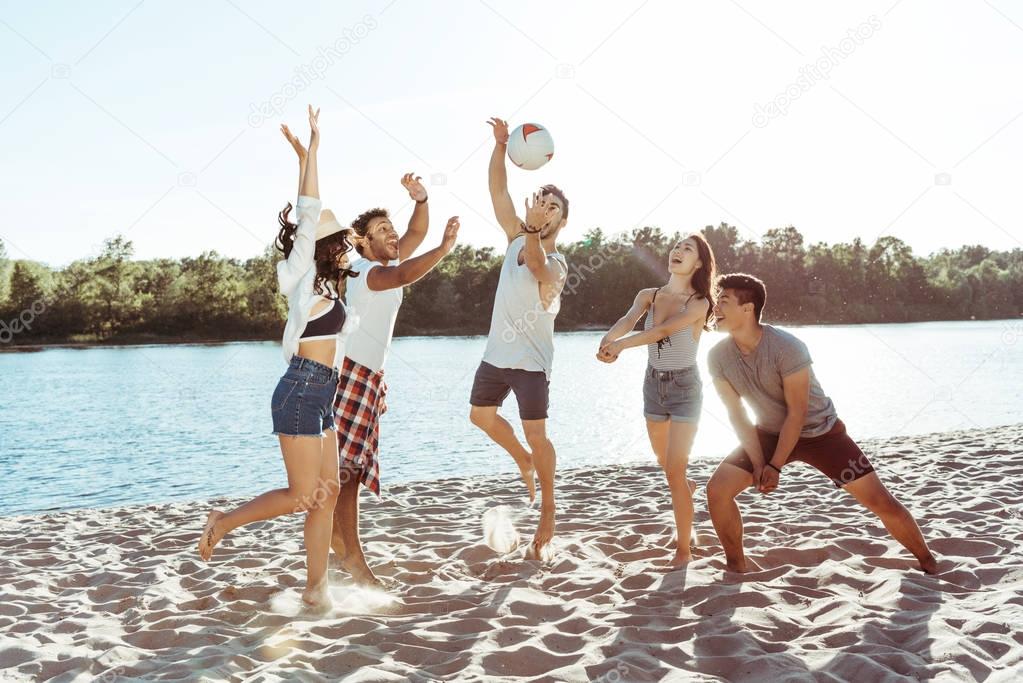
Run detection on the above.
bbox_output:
[470,361,550,421]
[271,357,340,437]
[643,365,702,424]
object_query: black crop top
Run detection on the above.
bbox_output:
[300,299,346,340]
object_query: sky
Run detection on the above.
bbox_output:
[1,0,1021,268]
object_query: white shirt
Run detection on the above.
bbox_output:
[343,257,403,372]
[276,195,355,368]
[482,235,567,378]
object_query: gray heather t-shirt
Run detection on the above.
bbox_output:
[707,325,837,437]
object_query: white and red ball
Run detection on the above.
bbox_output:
[507,123,554,170]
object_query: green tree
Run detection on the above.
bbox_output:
[244,245,287,333]
[176,251,247,333]
[0,239,10,306]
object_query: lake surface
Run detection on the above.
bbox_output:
[1,320,1020,516]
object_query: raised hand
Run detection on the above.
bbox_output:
[281,124,307,163]
[401,172,427,202]
[524,191,555,232]
[487,117,510,145]
[441,216,460,252]
[307,104,321,152]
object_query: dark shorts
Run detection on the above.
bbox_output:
[470,361,550,421]
[271,356,340,437]
[722,419,875,488]
[643,365,702,423]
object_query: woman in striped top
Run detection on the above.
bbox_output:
[597,234,716,567]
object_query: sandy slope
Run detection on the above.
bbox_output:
[1,424,1022,682]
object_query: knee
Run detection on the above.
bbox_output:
[469,406,493,430]
[706,473,736,507]
[664,459,690,489]
[523,429,549,453]
[293,479,339,512]
[863,492,903,518]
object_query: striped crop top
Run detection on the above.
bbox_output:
[644,289,700,370]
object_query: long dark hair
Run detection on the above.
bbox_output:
[684,233,717,331]
[276,203,359,297]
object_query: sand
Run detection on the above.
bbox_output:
[1,424,1022,682]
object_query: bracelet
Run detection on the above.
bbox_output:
[766,462,782,473]
[415,195,428,204]
[522,224,543,234]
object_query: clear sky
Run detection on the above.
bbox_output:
[1,0,1021,267]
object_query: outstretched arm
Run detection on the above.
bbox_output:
[277,106,321,292]
[366,217,460,291]
[398,172,429,261]
[487,117,524,242]
[300,105,320,200]
[600,297,710,358]
[597,289,654,362]
[280,123,308,198]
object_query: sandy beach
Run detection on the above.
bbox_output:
[1,424,1022,682]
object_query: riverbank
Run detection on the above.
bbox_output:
[1,424,1020,681]
[2,315,1020,353]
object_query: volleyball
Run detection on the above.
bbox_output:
[507,123,554,170]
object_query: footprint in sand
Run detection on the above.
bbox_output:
[482,506,521,554]
[269,584,399,617]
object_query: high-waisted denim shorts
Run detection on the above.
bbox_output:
[643,365,702,423]
[271,357,340,437]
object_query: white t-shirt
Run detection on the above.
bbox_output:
[344,257,403,372]
[482,235,567,378]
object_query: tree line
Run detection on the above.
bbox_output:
[1,224,1020,346]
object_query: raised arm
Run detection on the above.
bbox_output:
[300,105,319,200]
[521,191,566,285]
[487,117,524,241]
[366,216,460,291]
[596,289,655,362]
[600,297,710,359]
[277,105,321,292]
[398,172,429,261]
[714,377,766,488]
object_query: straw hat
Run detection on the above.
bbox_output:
[316,209,345,241]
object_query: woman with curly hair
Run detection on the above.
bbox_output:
[197,106,356,609]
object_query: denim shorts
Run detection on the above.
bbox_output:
[643,365,702,423]
[271,356,340,437]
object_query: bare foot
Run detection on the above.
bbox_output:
[302,578,332,610]
[512,452,537,503]
[725,557,749,573]
[919,553,939,575]
[342,555,386,589]
[530,503,555,555]
[197,510,225,561]
[668,550,692,568]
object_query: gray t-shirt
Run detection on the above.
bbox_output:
[707,325,837,437]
